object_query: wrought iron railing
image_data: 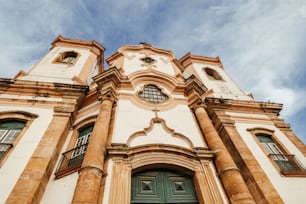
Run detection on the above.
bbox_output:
[0,143,13,160]
[268,153,306,175]
[55,143,88,178]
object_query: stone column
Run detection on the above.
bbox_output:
[72,96,114,204]
[6,109,71,204]
[194,104,255,204]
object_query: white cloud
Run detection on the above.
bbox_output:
[0,0,305,142]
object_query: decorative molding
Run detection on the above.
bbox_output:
[93,67,122,103]
[0,110,38,120]
[179,52,224,71]
[107,143,215,163]
[185,75,208,107]
[0,78,15,91]
[118,44,176,60]
[127,116,194,149]
[51,35,105,56]
[106,144,223,204]
[54,83,88,98]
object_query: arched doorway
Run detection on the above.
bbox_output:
[131,169,198,203]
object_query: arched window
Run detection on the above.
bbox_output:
[55,124,94,178]
[138,84,169,104]
[55,51,79,64]
[0,120,25,160]
[204,68,223,80]
[131,169,198,203]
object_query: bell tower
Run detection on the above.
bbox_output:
[17,35,104,85]
[179,53,253,101]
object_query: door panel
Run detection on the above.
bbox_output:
[131,170,198,204]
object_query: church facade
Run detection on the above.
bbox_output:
[0,36,305,204]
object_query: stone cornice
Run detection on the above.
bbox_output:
[0,79,62,99]
[106,52,124,66]
[54,83,88,98]
[0,78,15,91]
[205,97,283,116]
[179,52,224,70]
[118,44,177,59]
[107,143,215,160]
[54,103,77,115]
[51,35,105,56]
[185,75,208,107]
[93,67,123,102]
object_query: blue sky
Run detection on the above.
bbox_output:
[0,0,306,143]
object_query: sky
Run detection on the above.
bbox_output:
[0,0,305,143]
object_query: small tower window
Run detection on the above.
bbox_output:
[204,68,223,80]
[55,51,79,64]
[138,84,169,104]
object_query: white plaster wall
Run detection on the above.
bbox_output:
[87,60,99,84]
[21,47,91,84]
[123,51,176,76]
[112,99,206,149]
[184,63,253,101]
[159,105,205,147]
[234,121,306,204]
[40,173,78,204]
[0,106,53,202]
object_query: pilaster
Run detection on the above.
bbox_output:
[5,105,74,204]
[207,106,284,203]
[193,103,255,204]
[108,158,132,204]
[72,67,120,204]
[71,96,114,204]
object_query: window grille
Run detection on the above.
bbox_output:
[55,125,93,178]
[138,84,169,104]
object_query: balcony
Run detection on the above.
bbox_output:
[268,153,306,177]
[55,143,88,179]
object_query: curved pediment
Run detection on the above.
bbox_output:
[127,117,194,149]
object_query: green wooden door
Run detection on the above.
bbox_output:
[131,169,198,204]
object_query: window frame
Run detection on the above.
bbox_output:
[137,84,170,105]
[55,117,96,179]
[0,111,37,166]
[203,67,223,81]
[53,51,80,65]
[0,121,25,163]
[247,128,306,177]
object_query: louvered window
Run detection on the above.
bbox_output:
[0,121,25,159]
